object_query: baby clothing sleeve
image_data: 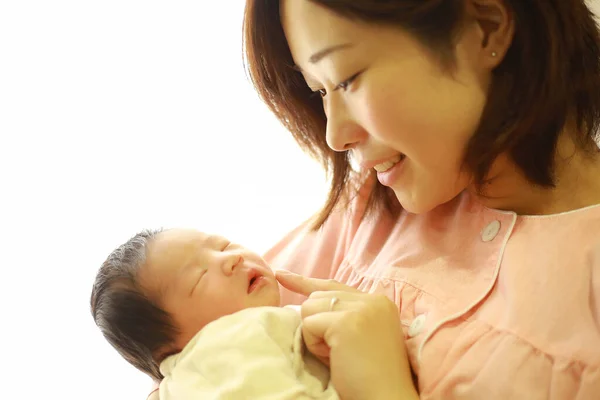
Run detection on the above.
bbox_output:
[159,307,339,400]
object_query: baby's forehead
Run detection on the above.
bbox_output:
[148,229,228,258]
[154,228,210,246]
[140,229,218,290]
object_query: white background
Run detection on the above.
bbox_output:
[1,1,599,399]
[0,1,326,399]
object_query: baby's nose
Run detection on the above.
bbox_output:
[221,255,244,276]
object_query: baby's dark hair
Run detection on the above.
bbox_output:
[90,229,177,381]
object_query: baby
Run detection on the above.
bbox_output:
[90,228,338,399]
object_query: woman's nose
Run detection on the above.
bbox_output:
[325,101,367,152]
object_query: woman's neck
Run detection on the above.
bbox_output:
[469,134,600,215]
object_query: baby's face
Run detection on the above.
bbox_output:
[140,228,280,351]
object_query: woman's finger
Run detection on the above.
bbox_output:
[301,311,344,365]
[300,292,357,318]
[275,270,359,296]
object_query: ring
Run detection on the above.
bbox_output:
[329,297,339,312]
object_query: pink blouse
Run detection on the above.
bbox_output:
[264,179,600,399]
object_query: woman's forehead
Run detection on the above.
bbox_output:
[280,0,364,61]
[280,0,409,73]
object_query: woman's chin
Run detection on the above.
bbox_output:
[392,188,427,214]
[392,187,462,215]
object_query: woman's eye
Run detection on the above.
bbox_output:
[311,88,327,98]
[337,79,352,90]
[334,70,364,92]
[310,70,364,98]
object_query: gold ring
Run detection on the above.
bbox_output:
[329,297,339,312]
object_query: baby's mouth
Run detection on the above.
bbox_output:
[247,269,264,294]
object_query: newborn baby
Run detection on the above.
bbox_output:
[90,228,338,399]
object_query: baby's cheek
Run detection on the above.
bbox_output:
[262,289,281,307]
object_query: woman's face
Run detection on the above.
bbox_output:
[281,0,494,213]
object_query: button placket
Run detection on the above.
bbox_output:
[481,220,501,242]
[408,314,427,338]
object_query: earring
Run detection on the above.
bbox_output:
[491,51,498,57]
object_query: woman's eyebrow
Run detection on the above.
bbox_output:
[293,43,354,74]
[308,43,354,64]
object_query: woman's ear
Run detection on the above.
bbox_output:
[465,0,515,67]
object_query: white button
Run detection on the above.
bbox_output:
[481,220,501,242]
[408,314,427,338]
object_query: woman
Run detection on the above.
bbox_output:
[147,0,600,398]
[243,0,600,399]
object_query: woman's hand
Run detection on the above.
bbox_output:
[276,271,419,400]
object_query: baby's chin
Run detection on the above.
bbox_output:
[254,287,281,308]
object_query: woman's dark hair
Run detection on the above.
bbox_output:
[243,0,600,227]
[90,229,177,381]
